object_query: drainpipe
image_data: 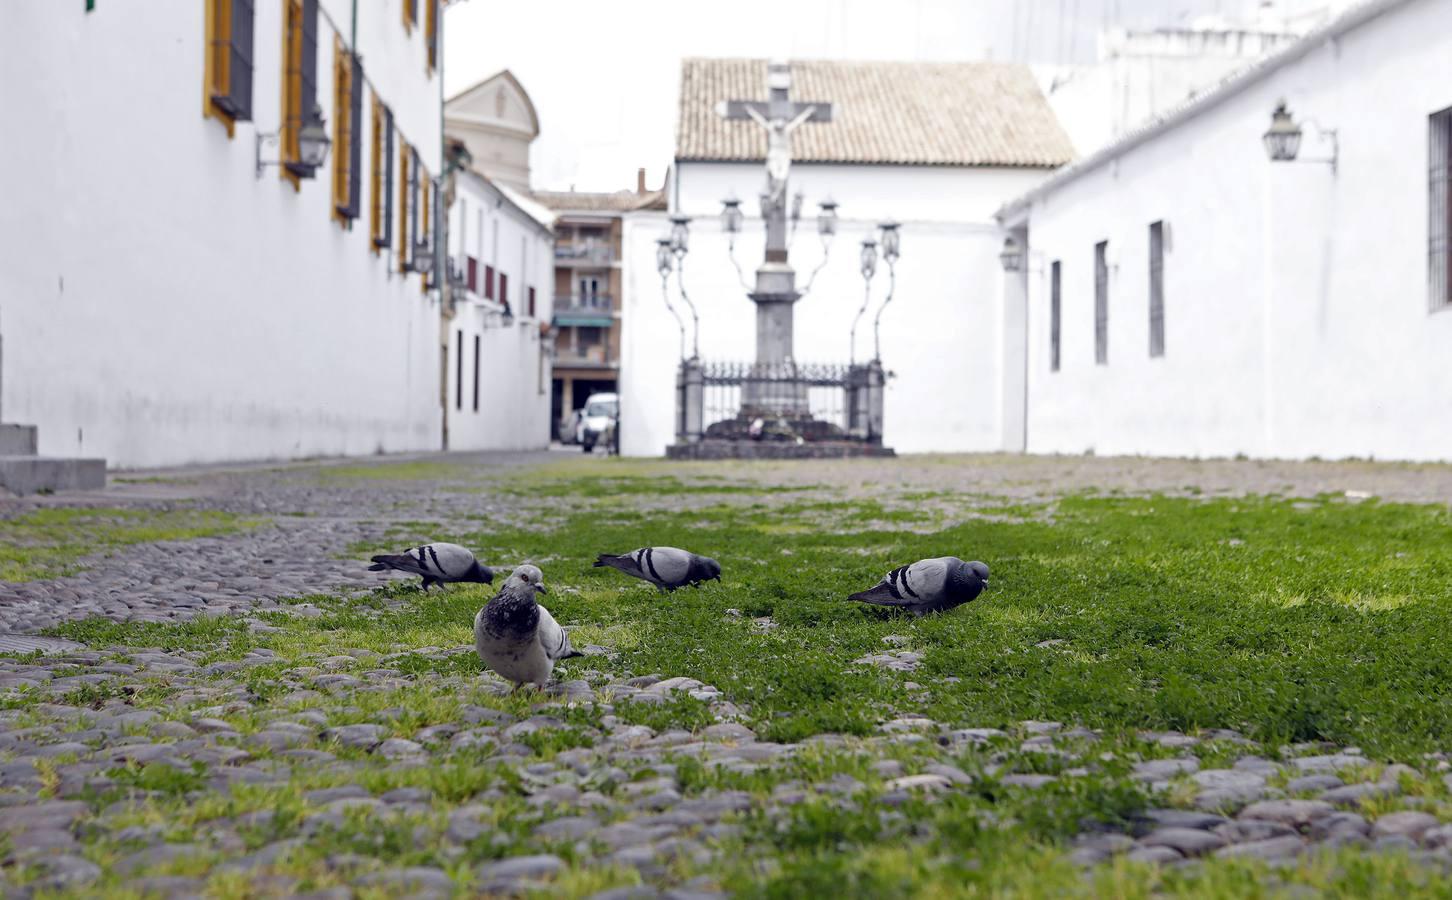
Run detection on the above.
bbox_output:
[437,1,450,452]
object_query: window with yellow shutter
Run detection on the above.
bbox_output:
[280,0,320,187]
[398,139,412,273]
[331,38,362,222]
[425,0,438,71]
[204,0,255,134]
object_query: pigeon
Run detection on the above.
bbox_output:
[473,564,582,690]
[593,547,721,592]
[848,557,989,616]
[367,542,494,590]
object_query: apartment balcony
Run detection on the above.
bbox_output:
[552,294,615,327]
[554,240,616,266]
[553,344,616,370]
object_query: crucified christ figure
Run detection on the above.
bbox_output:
[744,104,818,210]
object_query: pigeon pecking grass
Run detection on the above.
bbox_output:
[473,564,582,690]
[849,557,990,617]
[593,546,721,592]
[367,542,494,590]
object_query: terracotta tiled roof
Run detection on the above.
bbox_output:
[532,189,668,212]
[677,58,1074,168]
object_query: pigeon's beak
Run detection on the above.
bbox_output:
[534,584,548,595]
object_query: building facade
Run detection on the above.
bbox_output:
[442,165,555,450]
[536,175,666,439]
[443,69,539,193]
[617,59,1073,458]
[1,1,445,470]
[998,0,1452,462]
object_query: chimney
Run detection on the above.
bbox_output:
[637,167,647,195]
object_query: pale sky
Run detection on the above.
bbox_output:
[442,0,1305,193]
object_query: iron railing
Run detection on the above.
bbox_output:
[676,359,885,444]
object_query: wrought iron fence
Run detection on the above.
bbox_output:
[675,359,885,444]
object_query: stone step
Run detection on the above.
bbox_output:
[0,456,106,495]
[0,424,37,455]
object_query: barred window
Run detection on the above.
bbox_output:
[397,139,412,272]
[281,0,320,185]
[1149,222,1165,357]
[331,39,362,222]
[455,329,464,411]
[528,287,536,318]
[205,0,254,131]
[472,334,481,411]
[1430,107,1452,311]
[1050,260,1061,373]
[370,98,394,249]
[484,265,495,300]
[1094,241,1109,366]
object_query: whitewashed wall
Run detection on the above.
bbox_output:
[446,172,554,449]
[0,2,442,469]
[1013,0,1452,462]
[618,162,1050,457]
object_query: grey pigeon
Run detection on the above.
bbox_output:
[473,564,581,689]
[848,557,989,616]
[593,547,721,592]
[367,542,494,590]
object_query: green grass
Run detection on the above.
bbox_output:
[0,507,251,581]
[16,456,1452,896]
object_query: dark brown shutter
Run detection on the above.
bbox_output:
[485,265,494,300]
[409,148,421,266]
[427,0,439,68]
[377,108,394,248]
[216,0,255,120]
[286,0,320,176]
[528,287,536,318]
[341,53,362,219]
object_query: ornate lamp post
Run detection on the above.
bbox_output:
[872,221,901,361]
[656,237,687,361]
[667,215,700,359]
[850,237,878,365]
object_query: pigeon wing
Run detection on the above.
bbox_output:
[535,604,574,662]
[426,542,477,579]
[848,565,919,607]
[646,547,694,587]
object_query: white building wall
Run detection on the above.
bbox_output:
[618,162,1049,457]
[445,173,554,450]
[1015,0,1452,462]
[0,2,444,469]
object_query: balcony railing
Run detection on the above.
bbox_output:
[554,240,615,265]
[553,294,614,314]
[554,345,615,367]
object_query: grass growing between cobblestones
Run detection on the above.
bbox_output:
[0,508,249,581]
[7,457,1452,896]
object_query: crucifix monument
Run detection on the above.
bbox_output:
[715,61,831,415]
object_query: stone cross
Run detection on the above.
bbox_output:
[717,61,831,263]
[715,62,831,414]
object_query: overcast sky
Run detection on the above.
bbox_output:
[443,0,1292,192]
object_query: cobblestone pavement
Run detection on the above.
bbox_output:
[2,451,1451,897]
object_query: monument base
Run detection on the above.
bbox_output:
[666,439,895,460]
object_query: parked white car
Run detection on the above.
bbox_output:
[580,392,618,453]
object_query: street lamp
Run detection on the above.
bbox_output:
[859,237,879,280]
[817,198,839,237]
[1263,99,1338,173]
[256,104,331,179]
[878,221,900,264]
[720,195,744,235]
[999,235,1024,272]
[669,215,691,255]
[1262,100,1302,162]
[411,241,434,278]
[656,236,687,360]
